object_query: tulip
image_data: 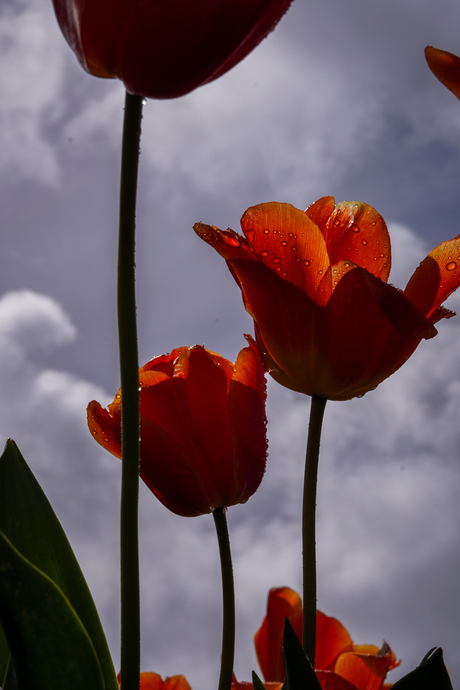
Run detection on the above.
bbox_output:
[52,0,293,99]
[194,197,460,401]
[425,46,460,101]
[118,672,191,690]
[88,336,267,517]
[254,587,399,690]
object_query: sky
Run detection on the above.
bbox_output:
[1,0,460,687]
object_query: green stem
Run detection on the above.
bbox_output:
[302,394,327,668]
[213,507,235,690]
[118,91,143,690]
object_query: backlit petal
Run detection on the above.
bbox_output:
[404,235,460,319]
[311,200,391,282]
[425,46,460,100]
[316,611,353,671]
[87,400,122,458]
[241,203,330,298]
[334,652,390,690]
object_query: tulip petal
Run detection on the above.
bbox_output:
[254,587,302,682]
[306,199,391,282]
[334,652,390,690]
[241,203,330,299]
[87,400,122,458]
[425,46,460,100]
[315,671,359,690]
[404,235,460,320]
[316,612,353,672]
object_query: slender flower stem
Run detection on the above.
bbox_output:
[118,91,143,690]
[302,394,327,668]
[213,507,235,690]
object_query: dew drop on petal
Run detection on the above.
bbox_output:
[281,241,288,246]
[446,261,457,271]
[334,219,340,226]
[264,228,270,234]
[260,251,269,258]
[275,267,281,272]
[304,260,311,267]
[282,272,287,277]
[361,239,367,246]
[351,224,360,233]
[272,257,281,264]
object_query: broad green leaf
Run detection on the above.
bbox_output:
[391,648,453,689]
[0,440,118,690]
[0,622,9,686]
[282,617,322,690]
[0,530,105,689]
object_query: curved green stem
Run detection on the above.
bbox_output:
[302,394,327,668]
[213,507,235,690]
[118,91,143,690]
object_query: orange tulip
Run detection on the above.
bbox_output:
[117,672,191,690]
[425,46,460,100]
[195,197,460,401]
[254,587,399,690]
[52,0,293,99]
[88,337,267,517]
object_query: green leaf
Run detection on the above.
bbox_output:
[0,621,9,686]
[0,439,118,690]
[282,617,322,690]
[391,648,453,689]
[0,529,105,689]
[252,670,267,690]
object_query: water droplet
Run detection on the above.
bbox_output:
[282,271,287,277]
[344,262,351,268]
[275,267,281,272]
[446,261,457,271]
[263,228,270,234]
[361,239,367,246]
[303,260,310,267]
[260,250,269,258]
[296,257,302,262]
[92,429,97,436]
[371,221,376,226]
[347,245,352,251]
[334,219,340,226]
[292,246,298,252]
[352,281,361,290]
[272,257,281,264]
[351,224,359,233]
[281,240,288,246]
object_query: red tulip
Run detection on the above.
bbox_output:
[117,672,191,690]
[194,197,460,401]
[425,46,460,101]
[254,587,399,690]
[88,337,267,517]
[52,0,293,99]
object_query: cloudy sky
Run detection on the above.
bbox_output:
[1,0,460,687]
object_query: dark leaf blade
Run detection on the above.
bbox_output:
[282,617,322,690]
[0,439,118,690]
[252,671,268,690]
[0,529,105,690]
[391,648,453,689]
[0,621,9,686]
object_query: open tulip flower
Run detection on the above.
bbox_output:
[195,197,460,401]
[52,0,293,99]
[254,587,399,690]
[88,336,267,517]
[425,46,460,101]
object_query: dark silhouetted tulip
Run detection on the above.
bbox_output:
[88,337,267,517]
[52,0,293,99]
[195,197,460,401]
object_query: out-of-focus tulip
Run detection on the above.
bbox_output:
[254,587,399,690]
[52,0,293,99]
[88,337,267,517]
[425,46,460,100]
[195,197,460,401]
[117,672,191,690]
